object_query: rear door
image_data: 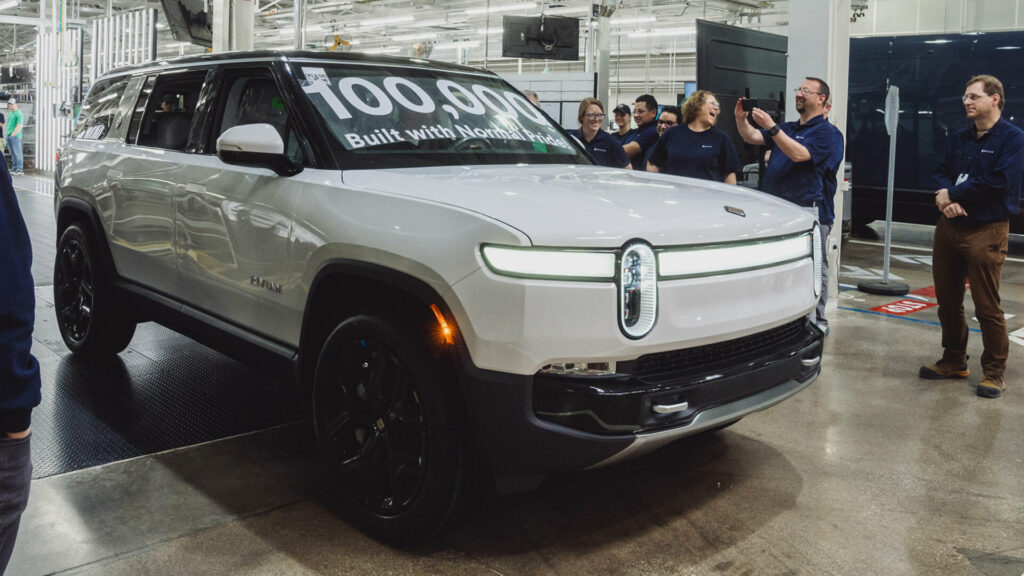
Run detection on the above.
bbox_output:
[106,68,209,295]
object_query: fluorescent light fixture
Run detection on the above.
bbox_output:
[478,27,504,35]
[265,12,294,20]
[610,16,656,26]
[465,2,536,15]
[0,0,20,10]
[628,27,695,38]
[543,6,588,15]
[434,40,481,50]
[658,234,811,279]
[996,45,1020,50]
[924,39,952,44]
[391,32,437,42]
[481,246,616,280]
[361,15,415,27]
[310,0,351,11]
[363,46,402,54]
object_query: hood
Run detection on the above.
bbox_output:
[342,165,815,248]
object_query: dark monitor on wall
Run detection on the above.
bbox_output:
[1,66,32,84]
[160,0,212,48]
[502,15,580,61]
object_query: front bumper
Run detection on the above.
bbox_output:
[457,319,822,485]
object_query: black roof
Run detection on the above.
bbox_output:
[101,49,492,78]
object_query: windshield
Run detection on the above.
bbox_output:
[296,62,590,169]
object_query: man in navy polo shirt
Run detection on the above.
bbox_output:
[623,94,659,171]
[734,76,839,332]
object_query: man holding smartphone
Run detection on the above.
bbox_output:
[733,77,839,333]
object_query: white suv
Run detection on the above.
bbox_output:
[54,51,823,540]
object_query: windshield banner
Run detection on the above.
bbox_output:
[300,66,573,152]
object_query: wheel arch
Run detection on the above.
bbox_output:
[55,196,119,277]
[298,259,467,396]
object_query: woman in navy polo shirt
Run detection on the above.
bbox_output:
[569,98,631,169]
[647,90,741,183]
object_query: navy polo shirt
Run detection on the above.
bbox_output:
[613,128,635,144]
[760,114,835,210]
[818,122,845,226]
[933,117,1024,224]
[570,128,629,168]
[647,124,742,182]
[629,121,659,170]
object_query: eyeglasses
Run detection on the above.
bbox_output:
[962,93,990,103]
[794,87,822,96]
[706,101,720,109]
[657,120,678,126]
[584,113,606,120]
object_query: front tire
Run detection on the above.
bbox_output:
[53,223,136,357]
[312,314,467,541]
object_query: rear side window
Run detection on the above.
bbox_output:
[135,70,208,151]
[72,76,131,140]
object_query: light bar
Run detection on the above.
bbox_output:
[481,245,616,281]
[465,2,536,15]
[658,234,811,279]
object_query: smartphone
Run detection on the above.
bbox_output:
[741,98,758,112]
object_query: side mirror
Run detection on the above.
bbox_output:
[216,123,303,176]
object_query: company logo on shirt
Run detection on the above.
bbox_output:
[701,145,713,148]
[980,149,995,154]
[795,135,805,140]
[595,147,607,152]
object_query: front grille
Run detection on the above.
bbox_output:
[632,319,806,377]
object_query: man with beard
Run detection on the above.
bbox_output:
[734,76,839,333]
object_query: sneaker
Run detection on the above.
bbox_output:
[977,376,1006,398]
[919,356,969,380]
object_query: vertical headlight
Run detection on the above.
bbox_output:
[619,242,657,339]
[812,224,822,297]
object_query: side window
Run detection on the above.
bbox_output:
[106,76,146,142]
[71,76,130,141]
[213,72,302,163]
[135,70,208,151]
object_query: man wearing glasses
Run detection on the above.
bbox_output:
[920,75,1024,399]
[622,94,659,171]
[733,76,839,334]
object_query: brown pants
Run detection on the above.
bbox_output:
[932,216,1009,378]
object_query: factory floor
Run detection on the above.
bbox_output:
[8,173,1024,575]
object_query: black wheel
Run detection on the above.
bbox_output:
[313,314,467,541]
[53,223,136,357]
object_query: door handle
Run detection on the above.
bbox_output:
[185,183,206,194]
[106,169,123,179]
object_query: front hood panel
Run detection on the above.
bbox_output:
[342,165,814,247]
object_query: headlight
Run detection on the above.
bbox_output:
[481,245,616,281]
[619,242,657,339]
[812,223,822,297]
[658,232,812,279]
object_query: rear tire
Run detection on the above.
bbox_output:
[312,313,467,542]
[53,223,136,357]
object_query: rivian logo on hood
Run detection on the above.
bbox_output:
[724,206,746,217]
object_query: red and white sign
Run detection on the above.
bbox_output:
[870,299,938,316]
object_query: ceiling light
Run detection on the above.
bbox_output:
[478,27,503,35]
[465,2,536,15]
[364,47,402,54]
[996,45,1020,50]
[434,40,480,50]
[924,39,952,44]
[0,0,20,10]
[310,1,351,11]
[391,32,437,42]
[628,27,695,38]
[361,15,415,27]
[610,16,656,26]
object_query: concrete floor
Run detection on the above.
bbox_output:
[8,173,1024,575]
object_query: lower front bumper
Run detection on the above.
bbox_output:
[456,320,822,490]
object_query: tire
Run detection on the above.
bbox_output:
[53,223,136,357]
[312,314,467,542]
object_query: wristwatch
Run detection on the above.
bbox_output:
[767,125,781,137]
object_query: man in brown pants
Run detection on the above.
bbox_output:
[919,74,1024,398]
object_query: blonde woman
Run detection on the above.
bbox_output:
[569,97,630,168]
[647,90,741,183]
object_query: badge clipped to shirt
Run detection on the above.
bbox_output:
[955,173,968,186]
